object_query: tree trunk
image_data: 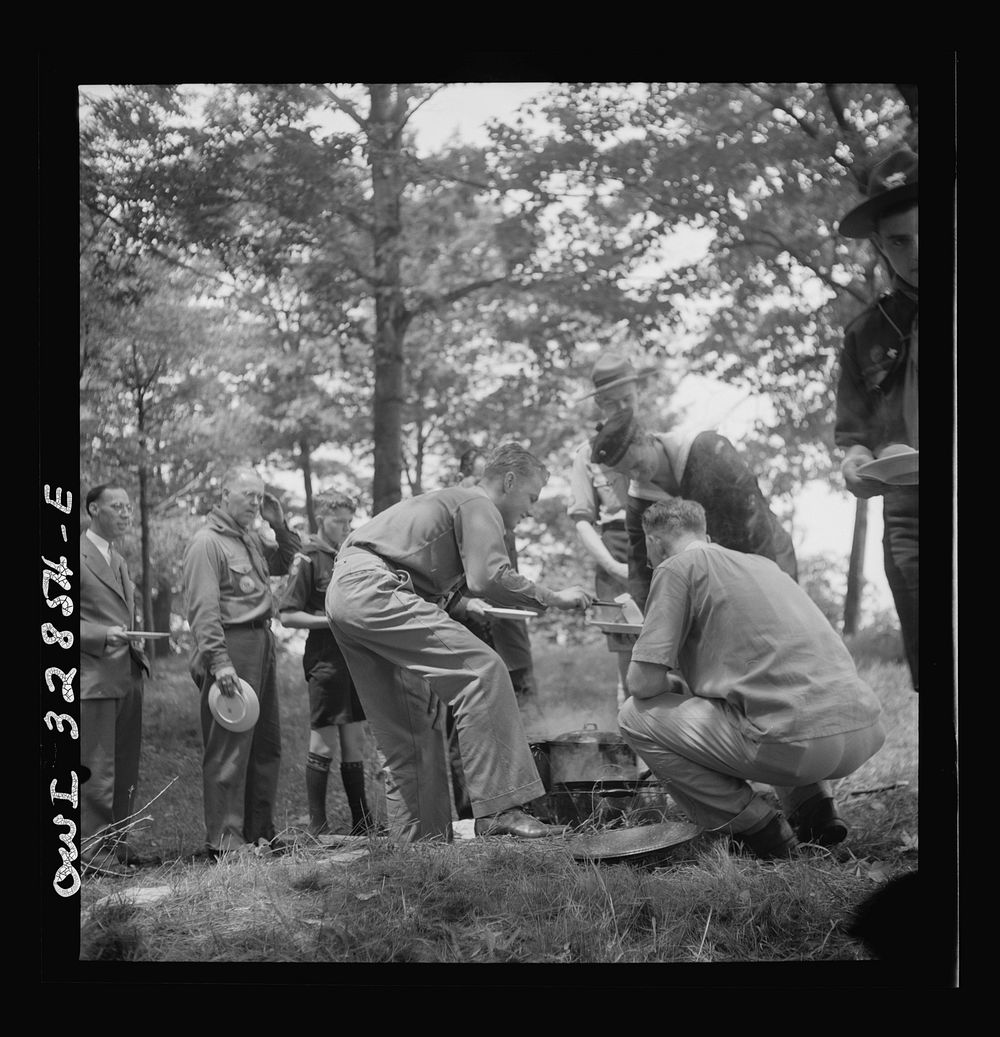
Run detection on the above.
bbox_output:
[137,460,155,674]
[151,573,172,658]
[300,436,316,533]
[843,497,868,635]
[368,84,407,515]
[135,385,156,674]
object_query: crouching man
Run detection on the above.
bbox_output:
[618,499,885,859]
[326,443,593,843]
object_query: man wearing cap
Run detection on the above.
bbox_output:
[618,499,885,859]
[79,483,150,871]
[278,490,375,837]
[835,147,919,692]
[568,355,648,701]
[591,407,797,614]
[182,467,301,857]
[326,442,594,843]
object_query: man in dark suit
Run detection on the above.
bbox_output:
[80,483,150,870]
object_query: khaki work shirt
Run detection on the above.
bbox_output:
[183,507,301,675]
[631,541,881,743]
[343,485,557,611]
[567,440,630,525]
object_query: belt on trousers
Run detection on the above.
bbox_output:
[237,616,272,629]
[600,520,626,533]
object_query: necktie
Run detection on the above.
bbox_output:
[109,548,126,597]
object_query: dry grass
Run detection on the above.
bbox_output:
[76,636,929,966]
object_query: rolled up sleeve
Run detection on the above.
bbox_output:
[630,565,692,669]
[455,498,556,610]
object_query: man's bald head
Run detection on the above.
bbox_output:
[220,467,265,528]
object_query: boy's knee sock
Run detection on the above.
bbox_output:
[340,761,373,832]
[306,752,331,832]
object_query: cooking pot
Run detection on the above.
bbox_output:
[528,725,644,827]
[539,723,637,786]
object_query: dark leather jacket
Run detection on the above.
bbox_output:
[625,430,798,612]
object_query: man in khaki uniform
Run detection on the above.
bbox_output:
[326,443,594,843]
[182,467,301,857]
[80,483,150,870]
[568,354,652,701]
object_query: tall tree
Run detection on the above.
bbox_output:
[484,82,914,628]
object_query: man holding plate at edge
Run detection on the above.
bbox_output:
[835,147,919,692]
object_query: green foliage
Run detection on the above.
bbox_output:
[79,83,914,586]
[486,82,914,494]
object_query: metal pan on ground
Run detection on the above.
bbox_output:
[481,606,540,618]
[567,820,702,868]
[857,449,919,485]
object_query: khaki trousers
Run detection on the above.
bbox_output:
[327,547,544,842]
[618,692,885,834]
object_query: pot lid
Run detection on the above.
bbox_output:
[567,820,702,863]
[552,722,625,745]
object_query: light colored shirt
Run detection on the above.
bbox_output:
[343,485,557,610]
[566,441,630,524]
[631,540,881,742]
[85,528,112,567]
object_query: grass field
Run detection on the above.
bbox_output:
[75,628,925,966]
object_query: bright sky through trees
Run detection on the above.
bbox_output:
[78,81,892,613]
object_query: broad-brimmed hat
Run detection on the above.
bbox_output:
[208,677,260,733]
[581,353,658,399]
[838,148,919,239]
[590,408,641,468]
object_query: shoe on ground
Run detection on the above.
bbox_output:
[307,820,330,839]
[790,794,848,847]
[263,837,292,856]
[474,808,568,839]
[730,813,799,860]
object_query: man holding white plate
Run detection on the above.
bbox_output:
[80,483,150,870]
[182,467,301,857]
[327,443,593,842]
[836,147,919,691]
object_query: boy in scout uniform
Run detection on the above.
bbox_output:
[835,147,919,691]
[278,490,375,836]
[182,467,301,857]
